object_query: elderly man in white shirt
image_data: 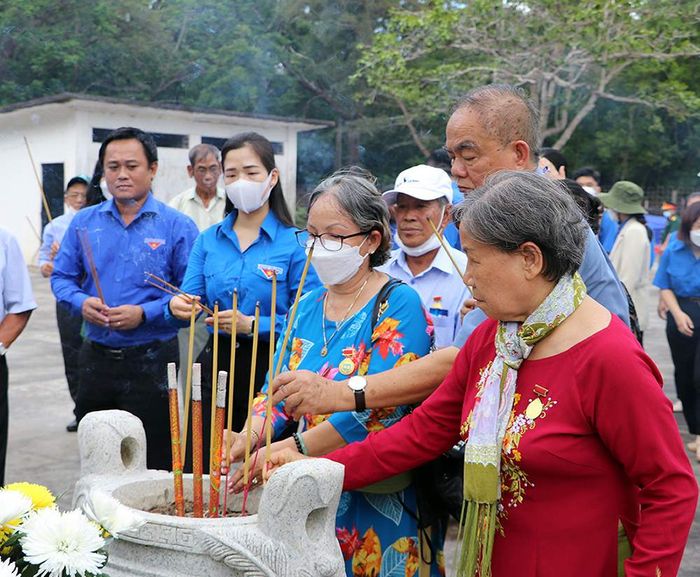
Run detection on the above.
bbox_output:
[379,164,470,349]
[169,143,225,231]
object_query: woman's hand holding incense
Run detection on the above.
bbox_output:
[205,309,253,335]
[271,370,346,418]
[169,293,203,320]
[263,448,309,482]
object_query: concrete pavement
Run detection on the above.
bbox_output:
[4,268,699,575]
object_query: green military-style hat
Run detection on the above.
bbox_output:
[598,181,646,215]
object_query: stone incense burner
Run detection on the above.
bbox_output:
[73,410,345,577]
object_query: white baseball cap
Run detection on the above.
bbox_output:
[382,164,453,205]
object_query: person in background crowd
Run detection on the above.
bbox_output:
[599,181,652,343]
[39,175,89,432]
[574,166,619,252]
[85,161,108,206]
[272,84,629,427]
[168,144,226,399]
[227,169,443,576]
[654,201,700,462]
[425,147,462,249]
[561,178,603,234]
[538,147,568,179]
[52,127,198,470]
[379,164,470,348]
[0,228,36,485]
[268,170,698,577]
[167,131,319,472]
[660,201,679,247]
[168,143,225,232]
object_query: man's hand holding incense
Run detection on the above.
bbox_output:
[271,370,346,419]
[108,305,144,331]
[82,297,110,327]
[226,439,295,493]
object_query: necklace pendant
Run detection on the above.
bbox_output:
[320,346,328,357]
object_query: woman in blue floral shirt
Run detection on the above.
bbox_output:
[228,169,442,576]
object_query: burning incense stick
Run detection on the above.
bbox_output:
[426,217,466,279]
[167,363,185,517]
[273,245,314,380]
[209,371,227,518]
[191,364,204,518]
[209,302,220,469]
[222,290,238,516]
[264,272,277,477]
[180,302,197,464]
[77,228,106,305]
[144,272,214,315]
[23,136,53,222]
[242,303,261,489]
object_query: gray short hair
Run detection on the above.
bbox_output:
[454,84,541,162]
[308,168,391,268]
[456,171,587,281]
[189,143,220,166]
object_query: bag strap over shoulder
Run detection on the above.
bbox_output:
[371,278,404,331]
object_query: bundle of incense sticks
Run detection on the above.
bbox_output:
[180,302,197,464]
[242,303,261,493]
[166,363,185,516]
[222,290,238,515]
[209,370,227,517]
[191,363,204,518]
[77,228,106,305]
[264,272,277,477]
[209,303,220,474]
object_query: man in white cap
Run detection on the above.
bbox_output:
[380,164,470,348]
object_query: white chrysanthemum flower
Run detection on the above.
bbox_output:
[0,489,33,528]
[81,490,145,538]
[0,558,20,577]
[20,508,106,577]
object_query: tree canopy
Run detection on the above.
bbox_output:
[1,0,698,193]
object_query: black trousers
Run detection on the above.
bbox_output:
[666,298,700,435]
[76,337,178,471]
[56,302,83,416]
[183,334,269,473]
[0,356,8,486]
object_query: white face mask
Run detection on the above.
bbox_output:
[225,173,273,214]
[64,205,78,217]
[394,231,442,257]
[394,207,445,257]
[100,180,112,200]
[690,230,700,248]
[309,236,369,286]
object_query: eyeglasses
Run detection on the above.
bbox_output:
[194,166,221,176]
[295,230,369,251]
[65,193,87,199]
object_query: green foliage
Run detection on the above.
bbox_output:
[0,0,698,191]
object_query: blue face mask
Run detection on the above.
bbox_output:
[535,165,549,176]
[663,211,673,219]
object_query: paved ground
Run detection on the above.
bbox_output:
[5,269,700,575]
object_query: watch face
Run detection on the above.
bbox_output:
[348,376,366,391]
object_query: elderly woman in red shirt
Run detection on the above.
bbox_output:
[268,171,698,577]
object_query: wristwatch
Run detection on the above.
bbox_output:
[0,342,7,357]
[347,376,367,412]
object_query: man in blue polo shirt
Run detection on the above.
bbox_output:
[52,127,198,470]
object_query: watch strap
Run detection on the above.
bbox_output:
[354,389,366,412]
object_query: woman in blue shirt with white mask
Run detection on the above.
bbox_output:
[168,132,319,470]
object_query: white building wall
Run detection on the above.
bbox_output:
[0,98,326,262]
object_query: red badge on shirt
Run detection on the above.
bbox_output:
[144,238,165,250]
[258,264,283,278]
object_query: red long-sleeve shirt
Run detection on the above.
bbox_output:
[327,316,698,577]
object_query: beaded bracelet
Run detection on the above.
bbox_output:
[292,432,308,455]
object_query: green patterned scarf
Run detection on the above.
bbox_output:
[457,272,587,576]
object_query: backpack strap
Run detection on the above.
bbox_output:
[371,278,404,330]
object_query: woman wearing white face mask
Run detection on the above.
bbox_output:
[654,201,700,461]
[167,132,320,471]
[226,168,445,576]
